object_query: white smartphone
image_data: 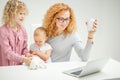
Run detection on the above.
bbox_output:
[87,19,95,31]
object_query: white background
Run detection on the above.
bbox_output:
[0,0,120,62]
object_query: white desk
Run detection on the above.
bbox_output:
[0,58,120,80]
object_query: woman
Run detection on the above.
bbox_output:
[42,3,98,62]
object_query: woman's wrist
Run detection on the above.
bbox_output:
[88,37,94,44]
[88,36,93,39]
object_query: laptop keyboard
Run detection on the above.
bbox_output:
[71,70,82,75]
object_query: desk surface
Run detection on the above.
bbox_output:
[0,58,120,80]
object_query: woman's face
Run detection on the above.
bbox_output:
[56,10,70,32]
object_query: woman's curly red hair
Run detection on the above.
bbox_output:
[42,3,77,38]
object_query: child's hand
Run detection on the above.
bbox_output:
[23,57,32,66]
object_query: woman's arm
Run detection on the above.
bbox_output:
[74,20,98,61]
[72,32,93,61]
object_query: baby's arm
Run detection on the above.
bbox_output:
[32,49,51,61]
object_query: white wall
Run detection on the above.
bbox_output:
[0,0,120,61]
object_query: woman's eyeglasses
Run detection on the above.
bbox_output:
[57,17,70,23]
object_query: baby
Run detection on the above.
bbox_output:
[29,27,52,69]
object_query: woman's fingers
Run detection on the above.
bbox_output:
[93,19,98,28]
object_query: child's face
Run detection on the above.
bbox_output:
[34,31,47,47]
[15,10,26,26]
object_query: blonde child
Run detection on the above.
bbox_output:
[0,0,32,66]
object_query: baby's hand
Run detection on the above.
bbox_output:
[31,51,41,55]
[25,53,33,57]
[31,51,37,55]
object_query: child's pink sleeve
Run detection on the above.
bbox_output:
[0,28,24,65]
[21,28,29,55]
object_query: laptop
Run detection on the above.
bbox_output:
[63,58,109,77]
[104,78,120,80]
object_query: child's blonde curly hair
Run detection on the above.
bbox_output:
[42,3,76,38]
[2,0,28,27]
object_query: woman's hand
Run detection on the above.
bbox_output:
[87,19,98,43]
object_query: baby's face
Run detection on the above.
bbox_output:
[34,32,47,46]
